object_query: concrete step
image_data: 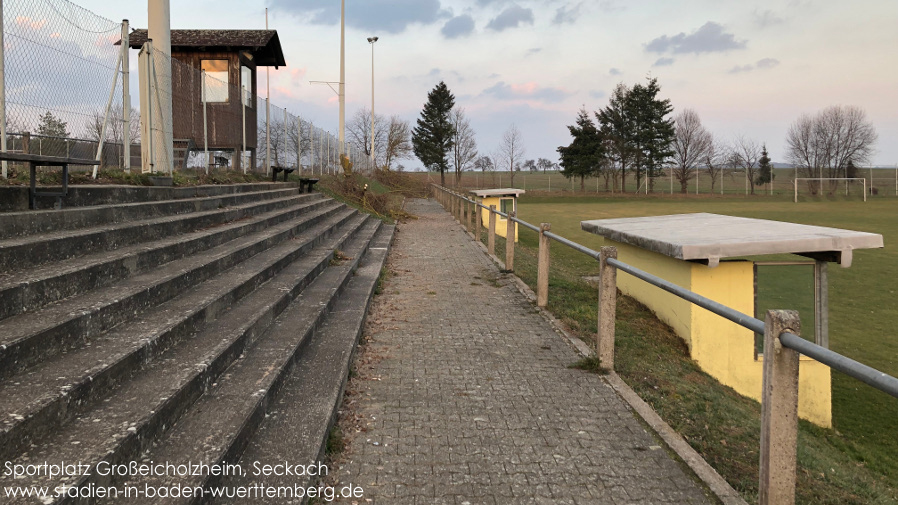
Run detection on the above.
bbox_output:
[0,191,324,273]
[0,186,303,240]
[0,217,381,505]
[0,181,302,212]
[93,221,388,505]
[214,224,395,503]
[0,200,346,380]
[0,210,366,467]
[0,193,331,322]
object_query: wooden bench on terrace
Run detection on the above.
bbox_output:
[0,152,100,209]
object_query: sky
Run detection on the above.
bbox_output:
[71,0,898,167]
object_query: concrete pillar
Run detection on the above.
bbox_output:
[537,223,551,307]
[505,211,516,271]
[488,205,496,256]
[759,310,801,505]
[814,261,829,348]
[475,203,482,242]
[148,0,173,174]
[598,246,618,369]
[468,200,474,233]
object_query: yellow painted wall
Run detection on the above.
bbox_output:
[612,240,832,427]
[476,196,519,242]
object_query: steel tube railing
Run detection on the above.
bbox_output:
[607,257,766,334]
[779,332,898,399]
[432,183,898,401]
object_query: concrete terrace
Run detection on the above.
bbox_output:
[330,199,720,505]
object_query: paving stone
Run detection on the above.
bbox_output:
[332,199,715,504]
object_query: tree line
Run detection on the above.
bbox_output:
[410,80,555,187]
[557,78,878,194]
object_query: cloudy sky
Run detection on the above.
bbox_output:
[78,0,898,167]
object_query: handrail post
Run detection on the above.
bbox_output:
[537,223,551,307]
[488,205,497,256]
[505,210,516,271]
[598,246,618,369]
[760,309,801,505]
[475,202,482,242]
[467,199,474,233]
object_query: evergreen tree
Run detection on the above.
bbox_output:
[37,111,69,138]
[627,78,674,192]
[557,108,604,191]
[412,81,456,186]
[756,143,773,185]
[596,83,635,191]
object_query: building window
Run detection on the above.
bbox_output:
[201,60,229,103]
[500,198,514,216]
[241,66,252,107]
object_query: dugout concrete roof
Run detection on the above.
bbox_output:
[470,189,526,198]
[580,213,883,268]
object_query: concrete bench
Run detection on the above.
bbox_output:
[271,166,295,182]
[298,177,319,193]
[0,152,100,209]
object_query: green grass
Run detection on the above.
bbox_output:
[466,194,898,504]
[412,168,898,200]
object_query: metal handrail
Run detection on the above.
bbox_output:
[433,183,898,400]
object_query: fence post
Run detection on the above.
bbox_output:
[468,200,474,233]
[488,205,497,256]
[598,247,618,369]
[537,223,551,307]
[759,309,801,505]
[505,211,516,271]
[475,202,482,242]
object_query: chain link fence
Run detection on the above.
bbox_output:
[1,0,126,176]
[1,0,362,180]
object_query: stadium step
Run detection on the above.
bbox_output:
[0,185,302,240]
[0,192,330,321]
[212,224,394,503]
[0,199,345,379]
[99,222,393,505]
[0,189,322,273]
[0,206,359,460]
[0,215,386,505]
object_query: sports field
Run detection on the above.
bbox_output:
[420,168,898,198]
[488,192,897,503]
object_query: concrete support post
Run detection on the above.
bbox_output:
[505,211,516,271]
[475,203,482,242]
[759,310,801,505]
[468,200,474,233]
[488,205,497,256]
[537,223,551,307]
[814,260,829,348]
[598,246,618,369]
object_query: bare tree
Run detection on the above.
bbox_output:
[346,107,386,168]
[786,105,877,194]
[703,137,728,192]
[731,135,762,195]
[384,116,412,170]
[671,109,712,193]
[474,155,494,172]
[499,124,525,187]
[450,108,478,186]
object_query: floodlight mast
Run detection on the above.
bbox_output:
[367,36,378,170]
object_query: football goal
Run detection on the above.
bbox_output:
[793,178,867,203]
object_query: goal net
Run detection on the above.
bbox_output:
[793,178,867,202]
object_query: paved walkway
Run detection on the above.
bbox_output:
[331,199,714,505]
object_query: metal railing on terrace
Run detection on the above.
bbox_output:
[431,183,898,505]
